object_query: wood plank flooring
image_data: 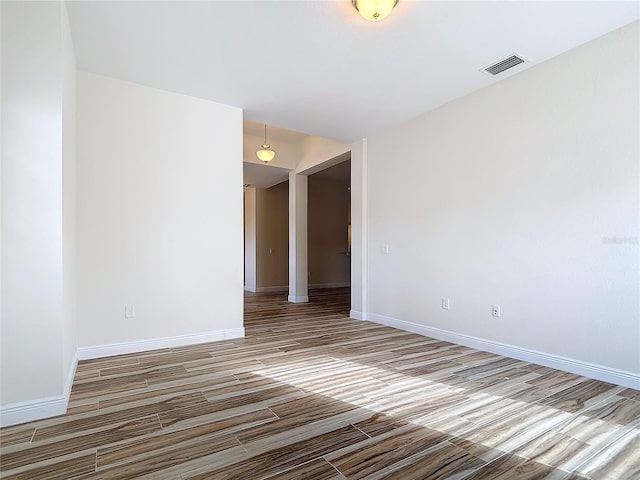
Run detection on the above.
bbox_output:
[1,288,639,479]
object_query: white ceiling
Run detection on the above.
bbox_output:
[67,1,639,143]
[244,119,309,145]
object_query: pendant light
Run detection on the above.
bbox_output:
[256,124,276,163]
[352,0,398,22]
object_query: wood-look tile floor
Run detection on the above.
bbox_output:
[2,288,639,479]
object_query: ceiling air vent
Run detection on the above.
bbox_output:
[484,54,526,76]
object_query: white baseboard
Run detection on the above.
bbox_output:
[367,313,640,390]
[350,310,365,320]
[0,351,79,428]
[309,282,351,289]
[63,351,79,405]
[1,328,244,427]
[77,328,245,361]
[288,295,309,303]
[0,395,68,428]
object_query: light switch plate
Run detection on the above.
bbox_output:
[442,298,450,310]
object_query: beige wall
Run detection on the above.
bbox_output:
[256,181,289,289]
[308,177,351,287]
[295,136,349,173]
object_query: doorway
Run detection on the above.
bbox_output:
[307,160,351,294]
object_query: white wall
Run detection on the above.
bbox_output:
[61,1,78,397]
[1,1,65,407]
[244,188,258,292]
[350,140,367,318]
[288,172,308,303]
[76,73,244,351]
[363,22,639,379]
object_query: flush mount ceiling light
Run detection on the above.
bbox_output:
[352,0,398,22]
[256,124,276,163]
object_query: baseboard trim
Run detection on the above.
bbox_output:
[349,310,365,320]
[309,282,351,289]
[1,329,244,427]
[63,351,79,406]
[367,313,640,390]
[77,328,245,361]
[0,395,68,428]
[288,295,309,303]
[0,351,79,428]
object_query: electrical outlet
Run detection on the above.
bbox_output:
[125,304,136,318]
[441,297,450,310]
[491,305,501,317]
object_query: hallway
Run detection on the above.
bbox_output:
[244,288,350,325]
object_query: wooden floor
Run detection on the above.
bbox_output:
[1,288,639,479]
